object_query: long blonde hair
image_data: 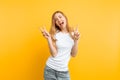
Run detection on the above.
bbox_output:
[49,11,73,43]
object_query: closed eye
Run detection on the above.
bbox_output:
[59,16,62,18]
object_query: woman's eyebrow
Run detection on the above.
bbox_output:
[58,15,62,17]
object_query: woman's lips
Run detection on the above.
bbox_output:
[60,22,64,26]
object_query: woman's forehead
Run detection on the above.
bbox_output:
[54,13,63,18]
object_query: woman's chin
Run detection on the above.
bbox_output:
[63,25,67,29]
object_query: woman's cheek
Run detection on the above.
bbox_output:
[56,22,59,26]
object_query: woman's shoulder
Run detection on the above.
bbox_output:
[54,31,60,37]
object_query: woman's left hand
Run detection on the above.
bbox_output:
[73,27,80,41]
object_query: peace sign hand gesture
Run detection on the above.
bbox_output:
[40,27,51,40]
[73,26,80,41]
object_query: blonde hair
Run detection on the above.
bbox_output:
[49,11,73,43]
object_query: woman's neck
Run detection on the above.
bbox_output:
[61,27,68,33]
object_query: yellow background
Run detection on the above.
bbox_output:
[0,0,120,80]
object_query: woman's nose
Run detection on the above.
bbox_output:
[58,18,61,22]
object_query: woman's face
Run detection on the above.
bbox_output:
[54,13,67,30]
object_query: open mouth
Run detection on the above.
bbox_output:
[60,22,64,26]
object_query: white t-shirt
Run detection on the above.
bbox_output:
[46,32,74,71]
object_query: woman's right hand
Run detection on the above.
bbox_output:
[40,27,51,40]
[40,27,57,57]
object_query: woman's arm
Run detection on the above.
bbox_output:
[71,27,80,57]
[47,37,58,57]
[40,27,57,57]
[71,40,79,57]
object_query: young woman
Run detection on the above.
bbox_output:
[40,11,80,80]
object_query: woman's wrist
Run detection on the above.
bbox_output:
[47,37,52,42]
[74,39,79,43]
